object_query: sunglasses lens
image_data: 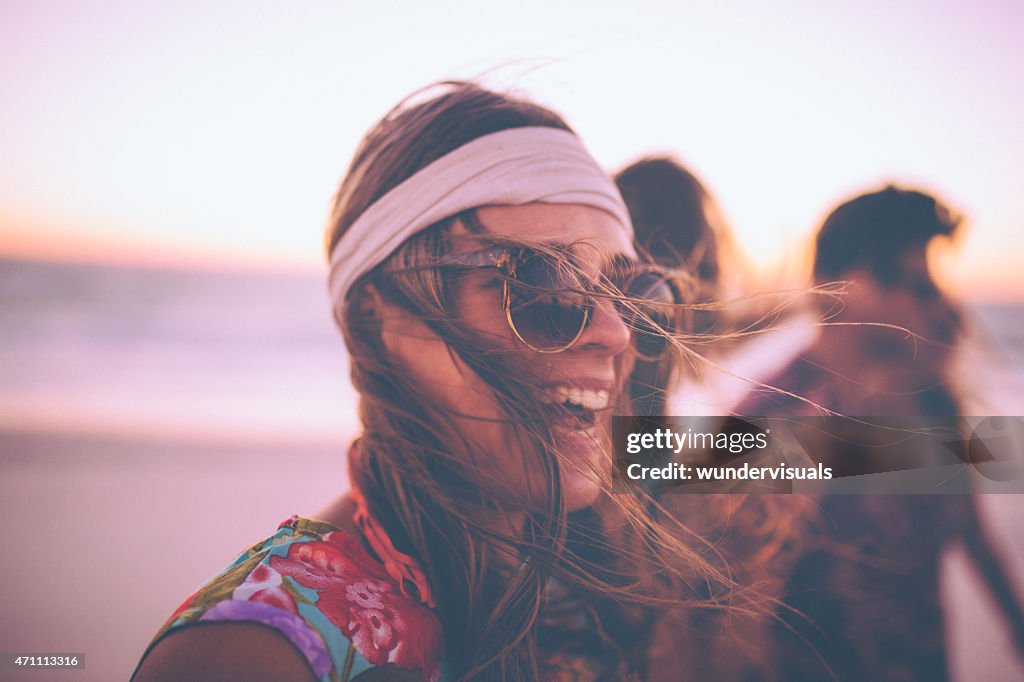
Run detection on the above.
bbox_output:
[499,252,678,356]
[621,271,676,360]
[506,254,590,351]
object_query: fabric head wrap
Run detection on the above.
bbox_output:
[327,126,632,316]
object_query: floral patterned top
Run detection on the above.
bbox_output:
[141,516,445,682]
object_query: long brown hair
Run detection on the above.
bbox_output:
[328,82,754,681]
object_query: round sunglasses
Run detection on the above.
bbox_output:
[431,246,680,357]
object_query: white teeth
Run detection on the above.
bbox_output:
[541,386,611,410]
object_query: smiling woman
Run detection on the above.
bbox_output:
[132,81,741,682]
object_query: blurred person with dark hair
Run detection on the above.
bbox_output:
[614,156,729,417]
[615,157,816,680]
[738,185,1024,681]
[748,185,963,416]
[615,156,722,287]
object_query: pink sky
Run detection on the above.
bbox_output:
[2,1,1022,300]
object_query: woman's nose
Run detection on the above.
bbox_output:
[574,299,631,355]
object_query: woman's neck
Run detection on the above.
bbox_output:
[314,494,361,536]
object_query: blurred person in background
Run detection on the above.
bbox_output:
[747,185,963,416]
[738,185,1024,680]
[616,156,815,680]
[615,156,812,418]
[614,156,724,322]
[614,156,728,416]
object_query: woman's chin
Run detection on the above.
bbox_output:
[553,424,609,511]
[563,473,603,511]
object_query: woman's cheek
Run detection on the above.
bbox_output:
[379,312,498,418]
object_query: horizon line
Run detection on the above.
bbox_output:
[3,249,1022,306]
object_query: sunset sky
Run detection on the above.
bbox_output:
[2,0,1021,300]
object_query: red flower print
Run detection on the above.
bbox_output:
[270,531,442,680]
[234,563,299,615]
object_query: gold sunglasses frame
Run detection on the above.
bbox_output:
[414,245,680,356]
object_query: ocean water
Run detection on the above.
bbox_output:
[968,303,1024,414]
[975,303,1024,366]
[0,257,357,442]
[1,257,1022,442]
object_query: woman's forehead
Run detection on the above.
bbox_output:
[470,203,637,263]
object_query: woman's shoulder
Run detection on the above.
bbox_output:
[134,516,443,682]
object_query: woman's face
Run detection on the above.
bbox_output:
[375,203,637,512]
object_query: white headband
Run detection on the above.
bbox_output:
[327,126,631,311]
